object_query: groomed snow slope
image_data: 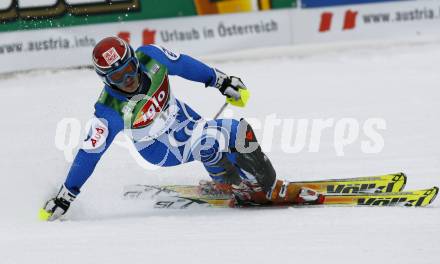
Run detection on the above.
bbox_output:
[1,39,439,264]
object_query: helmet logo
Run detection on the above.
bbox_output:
[102,47,121,66]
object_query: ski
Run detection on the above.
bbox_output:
[150,186,438,209]
[123,172,407,200]
[324,187,439,207]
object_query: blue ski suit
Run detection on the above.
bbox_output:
[64,45,250,195]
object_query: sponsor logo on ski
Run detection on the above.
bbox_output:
[155,197,205,209]
[357,197,427,207]
[327,183,384,194]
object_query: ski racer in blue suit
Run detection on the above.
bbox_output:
[41,37,322,221]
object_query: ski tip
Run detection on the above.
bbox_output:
[400,172,407,191]
[429,186,439,205]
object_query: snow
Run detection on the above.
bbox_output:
[1,38,440,264]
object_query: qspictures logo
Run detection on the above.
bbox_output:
[0,0,140,22]
[55,110,388,168]
[318,6,440,32]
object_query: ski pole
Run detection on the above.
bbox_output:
[214,87,250,119]
[213,102,228,119]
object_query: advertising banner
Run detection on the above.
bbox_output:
[292,0,440,43]
[0,0,296,32]
[0,9,292,73]
[301,0,408,8]
[2,0,440,74]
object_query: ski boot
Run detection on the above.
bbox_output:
[266,180,325,205]
[199,153,243,196]
[228,119,324,206]
[198,179,233,196]
[229,180,325,207]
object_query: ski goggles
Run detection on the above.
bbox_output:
[105,57,139,87]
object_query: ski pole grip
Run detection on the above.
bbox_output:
[226,88,250,107]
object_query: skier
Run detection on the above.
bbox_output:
[41,36,323,221]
